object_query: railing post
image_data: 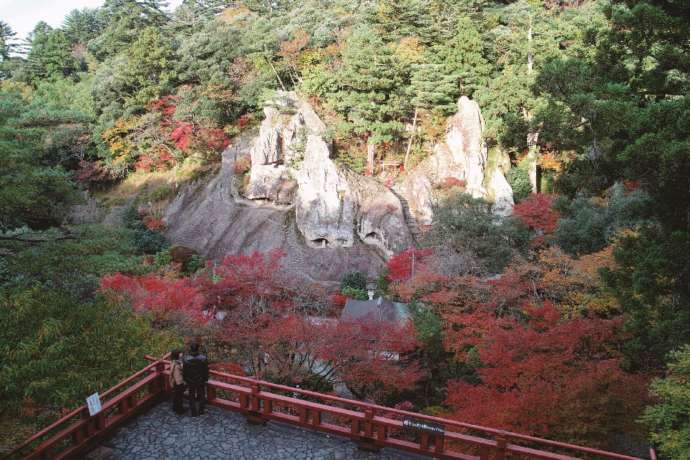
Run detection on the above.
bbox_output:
[495,432,508,460]
[263,398,273,416]
[357,408,380,453]
[364,409,374,438]
[80,408,94,438]
[154,360,167,395]
[420,432,430,450]
[207,384,216,402]
[250,383,260,412]
[434,433,445,454]
[73,412,86,446]
[479,445,490,460]
[94,412,106,432]
[298,405,308,424]
[245,382,265,425]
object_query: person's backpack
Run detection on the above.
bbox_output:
[183,354,209,384]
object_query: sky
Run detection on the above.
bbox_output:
[1,0,184,41]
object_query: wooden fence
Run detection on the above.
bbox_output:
[4,355,657,460]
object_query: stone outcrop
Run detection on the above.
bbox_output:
[345,171,414,256]
[163,92,512,283]
[245,93,325,204]
[240,91,414,255]
[398,96,513,225]
[295,135,355,248]
[164,92,415,283]
[446,96,488,197]
[487,168,514,217]
[164,136,388,285]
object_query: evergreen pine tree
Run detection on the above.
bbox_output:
[26,24,78,81]
[90,0,170,59]
[329,26,407,143]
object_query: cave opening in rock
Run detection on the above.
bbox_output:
[312,238,329,248]
[364,232,380,242]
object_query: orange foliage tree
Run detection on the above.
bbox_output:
[100,250,422,402]
[444,301,647,446]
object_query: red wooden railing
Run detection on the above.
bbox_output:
[4,355,169,460]
[5,355,658,460]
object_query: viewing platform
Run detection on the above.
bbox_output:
[92,403,421,459]
[5,355,657,460]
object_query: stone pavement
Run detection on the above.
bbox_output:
[93,403,426,460]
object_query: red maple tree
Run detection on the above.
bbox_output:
[513,193,560,235]
[386,248,434,282]
[100,273,206,326]
[444,301,647,445]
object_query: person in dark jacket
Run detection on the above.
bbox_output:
[183,343,209,416]
[169,350,186,414]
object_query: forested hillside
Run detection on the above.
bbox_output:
[1,0,689,457]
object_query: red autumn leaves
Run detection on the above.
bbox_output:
[100,250,422,402]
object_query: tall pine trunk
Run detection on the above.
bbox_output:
[367,140,376,176]
[404,108,418,172]
[525,19,540,193]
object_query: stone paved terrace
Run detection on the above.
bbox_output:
[89,403,426,460]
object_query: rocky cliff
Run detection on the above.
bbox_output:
[397,96,514,223]
[164,92,513,283]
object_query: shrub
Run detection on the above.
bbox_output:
[341,271,367,291]
[341,286,369,300]
[423,193,529,275]
[134,229,169,255]
[148,184,176,202]
[143,215,166,232]
[507,164,532,203]
[234,154,251,175]
[554,184,652,255]
[514,194,560,246]
[642,345,690,459]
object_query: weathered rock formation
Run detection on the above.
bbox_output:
[398,96,514,224]
[164,135,388,285]
[163,92,512,283]
[164,92,415,283]
[239,91,414,256]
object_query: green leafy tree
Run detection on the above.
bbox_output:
[371,0,488,45]
[0,90,76,231]
[174,0,236,29]
[25,23,78,81]
[341,271,367,291]
[429,17,491,98]
[0,287,178,411]
[0,21,19,79]
[90,0,169,59]
[328,26,408,170]
[0,20,17,61]
[534,0,690,370]
[554,184,652,256]
[63,8,105,45]
[0,224,151,296]
[642,346,690,459]
[423,192,529,275]
[93,27,174,122]
[409,62,458,116]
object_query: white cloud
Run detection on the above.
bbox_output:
[1,0,184,41]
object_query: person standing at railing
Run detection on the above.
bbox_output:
[183,343,209,417]
[170,350,186,415]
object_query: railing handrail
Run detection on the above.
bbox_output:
[145,356,645,460]
[5,354,169,459]
[9,355,650,460]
